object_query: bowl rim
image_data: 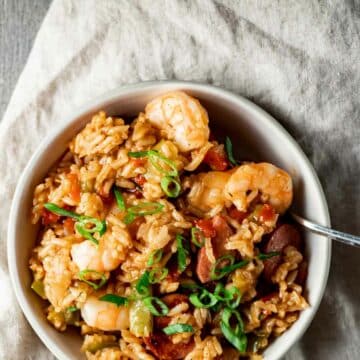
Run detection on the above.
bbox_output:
[7,80,331,360]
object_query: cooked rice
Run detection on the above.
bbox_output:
[29,92,308,360]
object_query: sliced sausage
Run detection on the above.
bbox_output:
[262,224,302,282]
[196,247,213,283]
[144,333,194,360]
[296,261,308,287]
[196,215,233,283]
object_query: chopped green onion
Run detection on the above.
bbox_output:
[67,306,78,312]
[136,271,151,297]
[128,151,150,158]
[124,213,136,225]
[147,249,163,267]
[214,283,233,302]
[148,150,178,177]
[257,252,280,260]
[180,281,203,291]
[75,223,99,245]
[78,270,107,290]
[225,136,238,166]
[78,217,107,235]
[99,294,128,306]
[31,280,47,299]
[143,296,169,316]
[225,287,242,309]
[210,255,235,280]
[176,234,188,273]
[189,289,218,309]
[45,202,106,244]
[128,150,178,177]
[191,227,205,247]
[219,260,250,277]
[163,324,194,335]
[44,203,80,219]
[149,268,168,284]
[220,307,247,353]
[127,202,164,217]
[114,187,126,211]
[161,176,181,198]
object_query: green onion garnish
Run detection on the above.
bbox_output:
[128,151,149,158]
[45,203,106,245]
[219,260,250,276]
[161,176,181,198]
[225,136,238,166]
[214,283,233,302]
[44,203,80,219]
[75,223,99,245]
[220,307,247,353]
[99,294,128,306]
[191,227,205,247]
[148,150,178,177]
[210,255,235,280]
[143,296,169,316]
[128,150,178,177]
[147,249,163,267]
[123,213,136,225]
[124,202,164,225]
[176,234,188,273]
[67,306,78,312]
[189,289,218,309]
[163,324,194,335]
[149,268,168,284]
[78,270,107,290]
[180,281,203,291]
[257,251,280,260]
[114,187,126,211]
[136,271,151,297]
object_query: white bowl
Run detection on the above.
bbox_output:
[8,81,331,360]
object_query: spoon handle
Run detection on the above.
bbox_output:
[291,212,360,247]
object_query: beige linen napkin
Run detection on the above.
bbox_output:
[1,0,359,359]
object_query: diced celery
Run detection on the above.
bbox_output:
[31,280,47,300]
[129,300,153,337]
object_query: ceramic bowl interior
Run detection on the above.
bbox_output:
[8,81,331,360]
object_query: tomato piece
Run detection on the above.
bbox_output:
[203,146,229,171]
[261,292,277,302]
[134,174,146,186]
[67,173,81,203]
[41,208,60,225]
[63,218,75,233]
[228,206,248,223]
[101,192,115,206]
[194,219,216,238]
[259,204,276,222]
[132,158,146,167]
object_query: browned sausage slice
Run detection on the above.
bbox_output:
[196,215,233,283]
[296,261,308,286]
[262,224,302,282]
[144,333,195,360]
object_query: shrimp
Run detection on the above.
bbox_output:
[145,91,210,152]
[225,163,293,214]
[81,296,130,331]
[187,171,231,213]
[71,225,131,272]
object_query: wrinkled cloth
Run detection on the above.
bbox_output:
[0,0,359,359]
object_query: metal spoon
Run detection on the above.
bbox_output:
[291,212,360,247]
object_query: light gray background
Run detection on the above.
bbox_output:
[0,0,51,119]
[0,1,359,359]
